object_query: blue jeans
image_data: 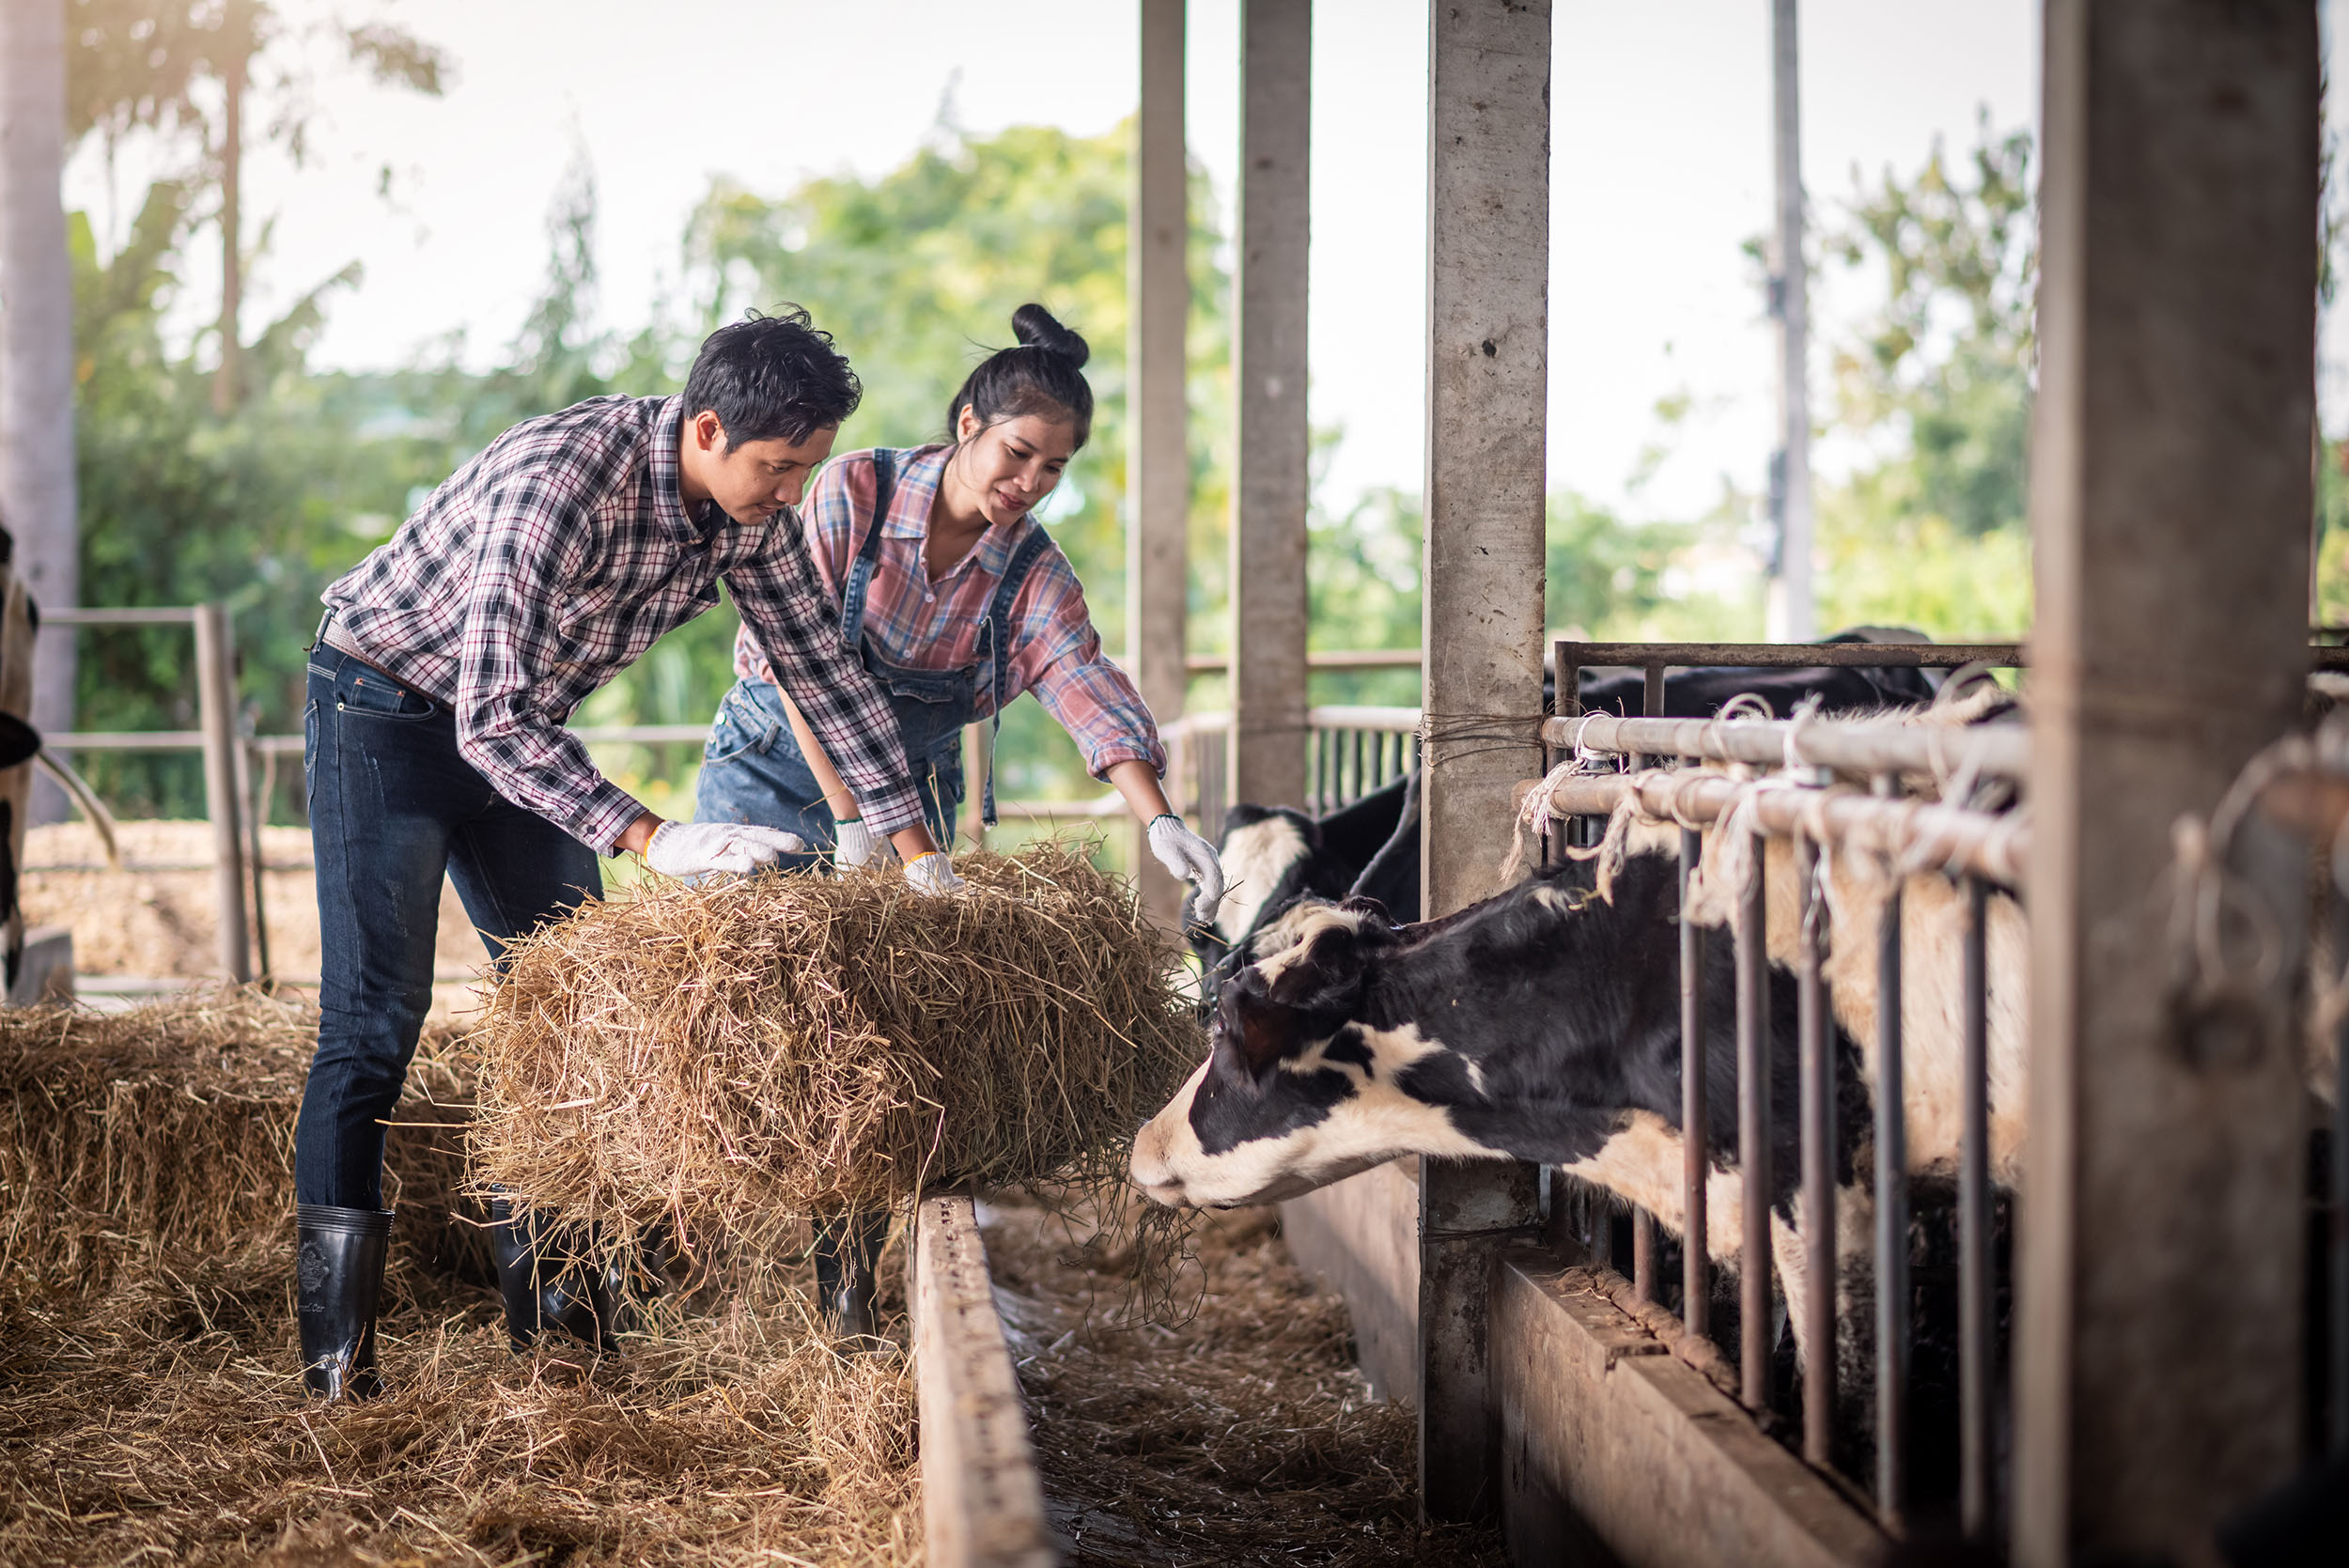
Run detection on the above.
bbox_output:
[692,678,959,860]
[293,646,601,1210]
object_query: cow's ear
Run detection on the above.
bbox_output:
[1211,977,1299,1094]
[1339,894,1393,927]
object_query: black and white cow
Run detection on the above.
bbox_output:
[1190,640,1956,1015]
[1134,816,2031,1389]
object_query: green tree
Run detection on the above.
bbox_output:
[1814,116,2037,637]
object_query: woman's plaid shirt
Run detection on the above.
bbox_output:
[730,444,1166,780]
[322,395,926,850]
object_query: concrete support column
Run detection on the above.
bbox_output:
[1417,0,1550,1525]
[2017,3,2317,1561]
[1227,0,1310,812]
[0,0,77,816]
[1764,0,1812,642]
[1130,0,1191,919]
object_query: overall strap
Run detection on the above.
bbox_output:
[835,448,899,648]
[972,525,1056,828]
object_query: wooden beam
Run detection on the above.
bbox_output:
[2017,3,2318,1560]
[1227,0,1311,811]
[910,1196,1057,1568]
[1417,0,1550,1525]
[1130,0,1190,919]
[0,0,78,823]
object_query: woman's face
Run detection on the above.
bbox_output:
[952,409,1080,527]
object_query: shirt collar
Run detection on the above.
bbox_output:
[647,395,721,544]
[880,443,1029,579]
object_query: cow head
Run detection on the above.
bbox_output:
[1134,896,1494,1208]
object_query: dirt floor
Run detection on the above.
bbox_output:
[982,1195,1506,1568]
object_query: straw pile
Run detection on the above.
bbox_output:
[0,987,478,1290]
[0,990,922,1565]
[468,845,1202,1263]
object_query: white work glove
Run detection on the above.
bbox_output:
[904,850,966,897]
[1148,814,1226,925]
[646,820,805,877]
[832,816,879,868]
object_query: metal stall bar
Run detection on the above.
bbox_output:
[1540,771,2030,890]
[1875,781,1910,1524]
[1681,827,1710,1341]
[1557,639,2024,671]
[1959,874,1992,1538]
[1737,820,1773,1413]
[1541,709,2030,784]
[1631,660,1668,1303]
[1797,831,1835,1467]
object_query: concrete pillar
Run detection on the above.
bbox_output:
[1130,0,1191,919]
[0,0,77,819]
[1764,0,1812,642]
[2016,3,2317,1561]
[1227,0,1310,812]
[1417,0,1550,1524]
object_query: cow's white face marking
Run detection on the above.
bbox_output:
[1213,815,1310,946]
[1252,902,1372,985]
[1129,1019,1496,1209]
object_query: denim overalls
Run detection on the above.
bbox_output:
[693,449,1050,864]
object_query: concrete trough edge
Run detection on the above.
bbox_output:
[1494,1247,1885,1568]
[910,1195,1059,1568]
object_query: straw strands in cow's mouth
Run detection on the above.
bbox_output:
[466,843,1205,1283]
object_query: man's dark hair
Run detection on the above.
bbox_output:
[683,306,862,446]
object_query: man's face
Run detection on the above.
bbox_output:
[692,412,837,525]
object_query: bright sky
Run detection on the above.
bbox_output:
[62,0,2155,523]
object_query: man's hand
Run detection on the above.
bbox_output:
[904,851,966,896]
[646,820,806,877]
[1148,815,1226,925]
[833,817,879,868]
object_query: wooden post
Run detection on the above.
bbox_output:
[1227,0,1310,812]
[0,0,78,823]
[1764,0,1812,642]
[1131,0,1190,920]
[194,603,252,984]
[2016,3,2317,1561]
[1418,0,1550,1524]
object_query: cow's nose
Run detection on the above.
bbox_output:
[1128,1132,1181,1204]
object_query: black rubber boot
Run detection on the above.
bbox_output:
[487,1195,625,1356]
[812,1210,890,1346]
[296,1203,394,1401]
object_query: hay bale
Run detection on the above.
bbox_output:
[467,845,1201,1257]
[0,989,477,1290]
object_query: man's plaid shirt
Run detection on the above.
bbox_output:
[731,444,1167,780]
[323,394,926,851]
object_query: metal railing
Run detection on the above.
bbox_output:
[1160,706,1422,831]
[1536,638,2030,1536]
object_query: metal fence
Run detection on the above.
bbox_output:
[1534,639,2030,1535]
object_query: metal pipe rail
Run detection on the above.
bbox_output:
[1541,710,2029,784]
[1536,759,2015,1530]
[1539,771,2030,888]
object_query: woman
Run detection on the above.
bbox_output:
[692,305,1226,1335]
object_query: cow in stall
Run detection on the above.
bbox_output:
[1190,635,1949,1017]
[1134,806,2030,1441]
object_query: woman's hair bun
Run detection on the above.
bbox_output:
[1012,303,1089,369]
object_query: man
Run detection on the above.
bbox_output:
[292,308,957,1401]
